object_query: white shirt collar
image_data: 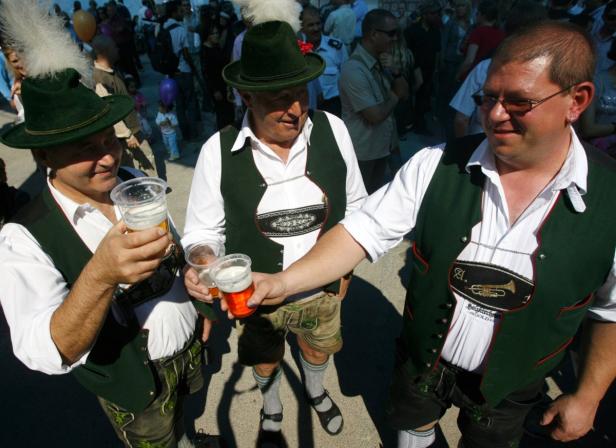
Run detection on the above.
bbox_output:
[93,61,114,73]
[465,127,588,212]
[47,177,119,225]
[230,113,314,158]
[165,18,181,27]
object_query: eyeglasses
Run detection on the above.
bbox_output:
[472,84,577,115]
[375,28,398,37]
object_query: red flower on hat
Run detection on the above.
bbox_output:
[297,39,314,55]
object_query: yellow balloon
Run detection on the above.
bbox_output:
[73,10,96,42]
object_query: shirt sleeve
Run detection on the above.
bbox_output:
[324,13,335,35]
[449,58,490,117]
[587,247,616,322]
[170,113,179,127]
[0,55,13,101]
[181,132,226,255]
[340,146,445,261]
[96,82,132,138]
[324,112,367,214]
[340,61,382,112]
[0,224,90,374]
[155,112,164,126]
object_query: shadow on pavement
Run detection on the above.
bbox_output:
[334,276,403,448]
[0,310,121,447]
[185,306,234,441]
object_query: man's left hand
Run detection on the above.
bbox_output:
[541,393,598,442]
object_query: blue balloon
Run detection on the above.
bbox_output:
[159,77,178,106]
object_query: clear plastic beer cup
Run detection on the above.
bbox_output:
[185,243,224,298]
[210,254,256,318]
[110,177,169,233]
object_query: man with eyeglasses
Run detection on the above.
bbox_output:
[246,21,616,448]
[339,8,409,193]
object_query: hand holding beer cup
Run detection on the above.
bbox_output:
[184,243,224,303]
[111,177,172,257]
[89,220,171,287]
[209,254,257,319]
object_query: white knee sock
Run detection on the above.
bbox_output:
[253,367,283,432]
[397,428,436,448]
[299,353,342,434]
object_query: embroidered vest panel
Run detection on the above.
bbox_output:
[220,111,347,283]
[402,135,616,406]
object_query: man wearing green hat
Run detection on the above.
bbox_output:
[0,43,217,448]
[182,15,366,445]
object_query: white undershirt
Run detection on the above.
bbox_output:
[0,173,197,375]
[342,128,616,372]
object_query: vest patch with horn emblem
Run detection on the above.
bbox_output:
[450,260,534,312]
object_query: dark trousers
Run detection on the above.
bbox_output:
[358,157,388,194]
[414,76,433,130]
[173,72,199,140]
[387,360,544,448]
[117,41,141,85]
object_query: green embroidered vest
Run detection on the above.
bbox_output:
[13,172,214,413]
[219,111,347,288]
[401,135,616,406]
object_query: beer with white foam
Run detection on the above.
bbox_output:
[210,254,256,318]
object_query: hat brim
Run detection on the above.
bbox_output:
[222,53,325,92]
[0,95,134,149]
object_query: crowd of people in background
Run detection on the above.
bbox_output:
[3,0,616,185]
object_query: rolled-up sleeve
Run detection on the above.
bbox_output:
[0,225,89,374]
[182,132,226,255]
[324,112,367,214]
[587,248,616,322]
[341,146,445,261]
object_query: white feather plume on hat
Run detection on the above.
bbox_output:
[0,0,92,82]
[233,0,302,32]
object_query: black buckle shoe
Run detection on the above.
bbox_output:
[193,429,226,448]
[256,409,287,448]
[306,389,344,436]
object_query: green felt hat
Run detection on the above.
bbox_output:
[0,68,133,149]
[222,21,325,92]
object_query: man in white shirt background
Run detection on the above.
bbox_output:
[248,21,616,448]
[182,2,366,445]
[323,0,356,49]
[163,0,200,142]
[300,5,348,116]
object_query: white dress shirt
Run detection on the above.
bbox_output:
[0,175,197,375]
[324,4,356,46]
[342,129,616,372]
[164,18,191,73]
[314,35,348,100]
[449,58,490,136]
[183,111,367,280]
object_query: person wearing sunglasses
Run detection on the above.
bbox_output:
[247,21,616,448]
[339,8,409,194]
